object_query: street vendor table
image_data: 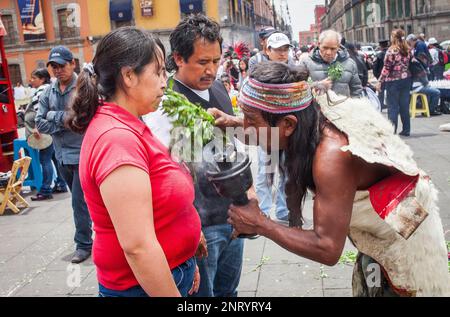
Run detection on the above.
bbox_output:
[429,80,450,113]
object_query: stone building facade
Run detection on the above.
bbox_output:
[321,0,450,45]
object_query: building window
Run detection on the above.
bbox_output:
[366,28,375,43]
[2,15,18,45]
[389,0,397,19]
[354,4,362,26]
[242,2,249,27]
[377,26,386,40]
[405,0,411,16]
[355,30,363,43]
[57,8,79,39]
[8,64,22,87]
[397,0,403,18]
[345,9,352,29]
[230,0,237,24]
[407,24,412,35]
[378,0,387,21]
[348,30,354,42]
[415,0,425,14]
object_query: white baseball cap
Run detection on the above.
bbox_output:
[267,33,293,49]
[428,37,438,45]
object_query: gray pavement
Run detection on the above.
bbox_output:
[1,113,449,297]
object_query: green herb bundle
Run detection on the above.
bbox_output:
[327,62,344,81]
[161,88,216,147]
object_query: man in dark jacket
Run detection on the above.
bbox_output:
[373,39,389,79]
[301,30,363,97]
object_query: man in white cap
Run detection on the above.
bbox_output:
[428,37,444,80]
[266,32,294,63]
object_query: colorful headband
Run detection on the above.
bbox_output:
[239,78,313,114]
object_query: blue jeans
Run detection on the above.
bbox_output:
[386,78,412,134]
[418,85,441,113]
[58,163,92,251]
[98,257,196,297]
[255,147,288,221]
[52,150,66,189]
[191,224,244,297]
[38,145,54,195]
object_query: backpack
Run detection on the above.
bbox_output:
[438,50,450,66]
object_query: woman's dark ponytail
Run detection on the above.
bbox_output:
[66,27,163,134]
[66,66,99,134]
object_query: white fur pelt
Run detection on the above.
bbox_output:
[316,92,450,296]
[317,92,419,176]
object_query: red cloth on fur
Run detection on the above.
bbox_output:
[368,173,419,219]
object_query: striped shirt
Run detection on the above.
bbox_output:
[30,84,50,112]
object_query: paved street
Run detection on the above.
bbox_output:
[0,113,449,297]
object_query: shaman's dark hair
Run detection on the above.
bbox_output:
[66,27,165,133]
[250,61,325,227]
[166,14,223,72]
[31,68,51,84]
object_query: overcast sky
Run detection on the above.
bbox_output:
[287,0,325,38]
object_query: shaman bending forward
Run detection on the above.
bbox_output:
[210,62,449,296]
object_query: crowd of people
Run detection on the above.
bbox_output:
[21,13,449,297]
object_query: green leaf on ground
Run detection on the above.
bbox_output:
[245,256,271,274]
[338,250,358,265]
[319,265,328,279]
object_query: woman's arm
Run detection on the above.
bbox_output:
[100,165,180,297]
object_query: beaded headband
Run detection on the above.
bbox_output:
[239,78,313,114]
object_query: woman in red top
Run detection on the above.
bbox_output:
[66,27,201,297]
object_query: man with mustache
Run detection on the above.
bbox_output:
[165,14,244,297]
